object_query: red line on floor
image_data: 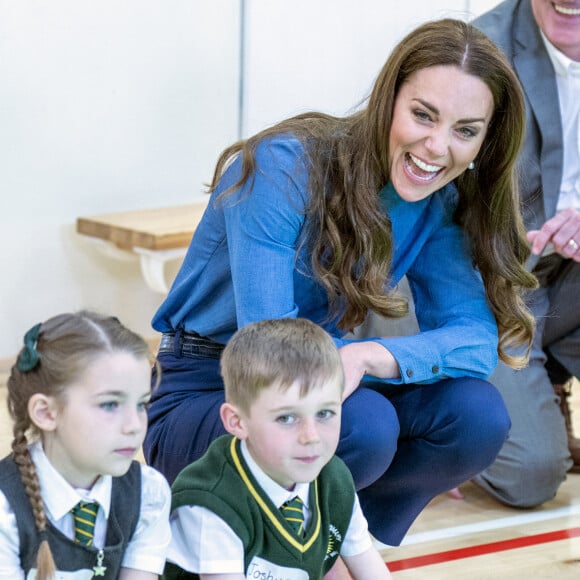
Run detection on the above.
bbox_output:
[386,526,580,572]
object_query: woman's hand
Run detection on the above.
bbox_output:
[338,341,400,400]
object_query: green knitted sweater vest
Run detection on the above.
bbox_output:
[164,435,355,580]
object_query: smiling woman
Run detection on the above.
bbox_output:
[143,18,538,551]
[388,65,493,201]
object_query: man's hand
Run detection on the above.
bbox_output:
[527,207,580,262]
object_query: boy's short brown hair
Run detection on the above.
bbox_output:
[220,318,344,414]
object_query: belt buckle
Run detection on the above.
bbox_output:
[159,333,175,351]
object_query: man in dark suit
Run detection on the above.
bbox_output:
[473,0,580,507]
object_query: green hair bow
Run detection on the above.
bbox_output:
[16,323,42,372]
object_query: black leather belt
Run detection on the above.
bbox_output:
[158,331,224,358]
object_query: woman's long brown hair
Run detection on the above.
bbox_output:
[209,19,537,368]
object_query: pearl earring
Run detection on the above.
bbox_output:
[467,161,475,170]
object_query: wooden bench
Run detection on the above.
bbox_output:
[76,202,208,293]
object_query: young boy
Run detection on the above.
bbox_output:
[163,318,391,579]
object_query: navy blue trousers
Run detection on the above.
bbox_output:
[144,350,510,545]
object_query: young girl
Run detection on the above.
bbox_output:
[0,311,171,579]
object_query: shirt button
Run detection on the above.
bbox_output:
[432,365,439,373]
[406,369,414,378]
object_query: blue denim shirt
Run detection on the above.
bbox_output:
[153,135,498,385]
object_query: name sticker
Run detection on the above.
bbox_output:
[246,555,309,580]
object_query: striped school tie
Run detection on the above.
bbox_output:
[281,496,305,537]
[71,501,99,546]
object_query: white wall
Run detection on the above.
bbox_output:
[241,0,501,135]
[0,0,241,357]
[0,0,500,358]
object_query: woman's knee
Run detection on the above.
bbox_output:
[431,378,511,475]
[449,378,509,435]
[337,388,400,489]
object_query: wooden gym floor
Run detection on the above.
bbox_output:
[1,360,578,578]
